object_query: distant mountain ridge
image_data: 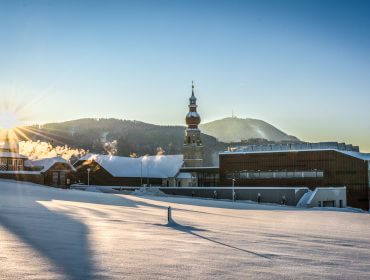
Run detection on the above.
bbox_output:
[200,117,299,143]
[17,117,300,165]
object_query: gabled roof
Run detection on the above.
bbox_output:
[77,154,184,178]
[25,157,76,172]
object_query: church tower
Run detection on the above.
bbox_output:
[183,81,203,167]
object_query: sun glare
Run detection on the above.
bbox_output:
[0,107,31,144]
[0,111,20,130]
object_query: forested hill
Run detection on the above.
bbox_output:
[21,118,227,165]
[18,118,300,166]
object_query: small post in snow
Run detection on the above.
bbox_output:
[167,206,172,223]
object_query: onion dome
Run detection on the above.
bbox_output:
[185,81,201,129]
[186,111,201,127]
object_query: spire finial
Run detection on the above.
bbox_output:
[191,81,194,96]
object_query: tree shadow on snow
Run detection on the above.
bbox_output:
[0,181,104,280]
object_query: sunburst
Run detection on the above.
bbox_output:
[0,109,30,146]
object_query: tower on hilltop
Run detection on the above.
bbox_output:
[183,81,203,167]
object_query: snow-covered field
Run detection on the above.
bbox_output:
[0,179,369,280]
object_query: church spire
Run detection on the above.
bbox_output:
[189,81,197,106]
[183,81,203,167]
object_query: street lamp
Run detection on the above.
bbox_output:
[140,159,143,186]
[87,168,91,186]
[147,161,149,187]
[232,178,236,202]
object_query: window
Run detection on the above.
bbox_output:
[227,170,324,180]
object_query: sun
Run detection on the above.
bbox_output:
[0,111,21,130]
[0,109,30,144]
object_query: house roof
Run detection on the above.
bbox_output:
[0,152,28,159]
[25,157,76,172]
[77,154,184,178]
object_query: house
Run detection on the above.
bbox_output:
[74,154,185,187]
[25,157,76,187]
[0,138,27,171]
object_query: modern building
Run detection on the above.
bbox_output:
[219,142,370,210]
[183,82,203,167]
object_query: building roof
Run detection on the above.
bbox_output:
[0,152,28,159]
[220,149,370,161]
[25,157,76,172]
[78,154,184,178]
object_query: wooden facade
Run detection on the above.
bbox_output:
[219,150,369,210]
[75,160,162,186]
[43,162,75,188]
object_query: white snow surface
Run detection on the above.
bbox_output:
[0,179,370,280]
[78,154,183,178]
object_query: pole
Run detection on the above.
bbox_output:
[147,162,149,186]
[140,160,143,186]
[87,168,90,186]
[232,178,235,202]
[167,206,172,223]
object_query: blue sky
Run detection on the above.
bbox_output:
[0,0,369,151]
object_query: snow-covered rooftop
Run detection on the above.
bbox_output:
[78,154,184,178]
[221,148,370,161]
[0,152,28,159]
[25,157,76,172]
[221,142,370,161]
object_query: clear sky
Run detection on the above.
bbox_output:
[0,0,369,151]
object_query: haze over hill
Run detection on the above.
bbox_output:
[200,117,299,143]
[15,117,300,165]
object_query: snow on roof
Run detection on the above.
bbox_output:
[0,152,28,159]
[78,154,184,178]
[0,170,41,175]
[221,149,370,161]
[0,142,10,149]
[25,157,76,172]
[339,150,370,161]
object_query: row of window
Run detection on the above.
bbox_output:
[0,158,24,171]
[226,170,324,180]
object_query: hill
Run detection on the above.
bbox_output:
[19,118,227,165]
[200,117,299,143]
[16,117,300,165]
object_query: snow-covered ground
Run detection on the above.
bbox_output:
[0,179,369,280]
